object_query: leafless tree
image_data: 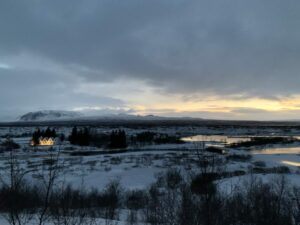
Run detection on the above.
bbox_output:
[291,186,300,225]
[0,149,35,225]
[36,148,62,225]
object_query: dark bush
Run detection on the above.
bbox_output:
[109,130,127,149]
[126,190,148,210]
[190,173,218,195]
[206,146,225,154]
[134,131,156,144]
[226,154,252,162]
[154,134,184,144]
[166,169,182,189]
[0,138,20,150]
[98,181,121,220]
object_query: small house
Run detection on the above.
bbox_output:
[31,137,56,146]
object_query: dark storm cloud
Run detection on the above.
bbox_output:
[1,0,300,95]
[0,67,125,120]
[1,0,300,118]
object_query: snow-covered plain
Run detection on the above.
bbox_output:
[1,125,300,224]
[1,125,300,190]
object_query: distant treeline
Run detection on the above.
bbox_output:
[131,131,184,145]
[67,128,184,148]
[68,127,127,148]
[109,130,127,148]
[69,127,90,146]
[31,127,184,148]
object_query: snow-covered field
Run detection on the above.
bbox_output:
[1,125,300,224]
[1,125,300,190]
[0,215,130,225]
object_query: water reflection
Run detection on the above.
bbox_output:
[183,135,300,167]
[181,135,251,145]
[182,135,300,147]
[252,147,300,155]
[281,160,300,167]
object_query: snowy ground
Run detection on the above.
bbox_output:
[2,125,300,224]
[217,173,300,196]
[1,125,300,190]
[0,216,130,225]
[0,149,200,190]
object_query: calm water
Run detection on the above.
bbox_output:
[252,147,300,155]
[182,135,300,147]
[183,135,300,167]
[181,135,251,145]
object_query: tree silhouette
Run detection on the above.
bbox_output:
[68,127,90,146]
[109,130,127,149]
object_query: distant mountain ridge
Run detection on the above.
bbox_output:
[19,110,83,121]
[18,110,198,122]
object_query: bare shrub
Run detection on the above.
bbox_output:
[125,190,148,225]
[99,181,122,221]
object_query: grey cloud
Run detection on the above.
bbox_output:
[78,108,137,117]
[1,0,300,119]
[230,108,270,114]
[0,68,125,119]
[1,0,300,98]
[153,108,300,121]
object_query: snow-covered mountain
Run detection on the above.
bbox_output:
[18,110,197,122]
[19,110,83,121]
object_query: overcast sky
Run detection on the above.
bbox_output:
[1,0,300,121]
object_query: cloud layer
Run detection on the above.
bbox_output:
[0,0,300,120]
